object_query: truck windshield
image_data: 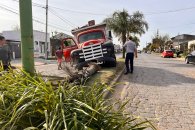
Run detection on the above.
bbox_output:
[78,31,104,43]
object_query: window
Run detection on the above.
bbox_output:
[35,41,38,45]
[78,31,104,43]
[34,41,39,52]
[63,39,75,47]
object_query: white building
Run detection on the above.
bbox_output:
[2,30,50,58]
[188,40,195,52]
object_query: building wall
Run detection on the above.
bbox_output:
[2,30,50,58]
[188,40,195,52]
[172,34,195,51]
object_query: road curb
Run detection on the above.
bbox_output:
[103,66,125,99]
[173,57,185,62]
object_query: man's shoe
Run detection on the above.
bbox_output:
[124,71,129,75]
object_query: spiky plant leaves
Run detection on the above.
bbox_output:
[0,69,156,130]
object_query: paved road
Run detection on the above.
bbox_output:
[111,53,195,130]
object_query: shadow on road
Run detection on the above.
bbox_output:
[124,66,195,87]
[171,63,195,68]
[154,61,195,68]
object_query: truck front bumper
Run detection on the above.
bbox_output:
[75,56,116,70]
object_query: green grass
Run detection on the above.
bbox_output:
[86,58,125,85]
[0,67,156,130]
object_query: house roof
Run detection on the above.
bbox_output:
[171,34,195,41]
[2,30,50,42]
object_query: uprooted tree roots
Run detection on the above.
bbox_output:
[61,62,101,84]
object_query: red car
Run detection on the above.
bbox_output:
[162,50,174,58]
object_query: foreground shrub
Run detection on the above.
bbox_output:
[0,69,156,130]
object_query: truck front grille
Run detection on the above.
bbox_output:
[79,43,107,61]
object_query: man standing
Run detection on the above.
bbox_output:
[0,35,11,71]
[123,36,137,74]
[55,47,63,70]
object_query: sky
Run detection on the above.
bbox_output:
[0,0,195,49]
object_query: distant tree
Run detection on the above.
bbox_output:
[104,9,148,58]
[152,33,172,52]
[132,35,140,47]
[145,43,152,51]
[12,24,20,31]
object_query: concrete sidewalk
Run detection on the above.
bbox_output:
[11,58,67,78]
[11,58,56,67]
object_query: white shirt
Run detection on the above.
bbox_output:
[123,40,136,53]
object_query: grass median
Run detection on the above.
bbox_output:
[86,58,125,85]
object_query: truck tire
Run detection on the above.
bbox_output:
[111,55,117,67]
[111,60,117,67]
[103,55,117,67]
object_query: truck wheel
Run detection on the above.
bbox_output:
[110,55,117,67]
[185,58,189,64]
[111,60,117,67]
[104,60,116,67]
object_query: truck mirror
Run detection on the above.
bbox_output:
[108,31,112,38]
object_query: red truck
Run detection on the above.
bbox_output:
[61,20,116,69]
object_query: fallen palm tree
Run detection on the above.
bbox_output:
[62,62,101,83]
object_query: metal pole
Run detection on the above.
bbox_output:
[19,0,35,75]
[45,0,48,60]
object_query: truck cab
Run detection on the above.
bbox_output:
[62,20,116,68]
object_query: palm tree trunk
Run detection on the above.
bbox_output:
[122,47,125,58]
[122,33,126,58]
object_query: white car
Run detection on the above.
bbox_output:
[147,51,151,54]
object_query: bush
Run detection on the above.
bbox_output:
[0,69,156,130]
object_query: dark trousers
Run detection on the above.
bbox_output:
[3,65,9,71]
[125,53,134,72]
[2,62,11,71]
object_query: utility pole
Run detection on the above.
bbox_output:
[45,0,48,60]
[19,0,35,75]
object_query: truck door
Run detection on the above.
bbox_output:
[61,38,78,62]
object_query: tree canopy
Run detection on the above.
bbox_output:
[104,9,148,58]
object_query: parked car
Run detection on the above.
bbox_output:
[185,51,195,64]
[162,50,174,58]
[137,50,141,53]
[147,51,151,54]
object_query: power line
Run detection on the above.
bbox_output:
[145,6,195,15]
[155,22,195,31]
[3,0,195,34]
[33,18,71,32]
[9,0,107,16]
[0,5,18,15]
[0,4,71,32]
[11,0,195,16]
[7,0,78,29]
[48,8,78,28]
[11,0,45,8]
[49,6,107,16]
